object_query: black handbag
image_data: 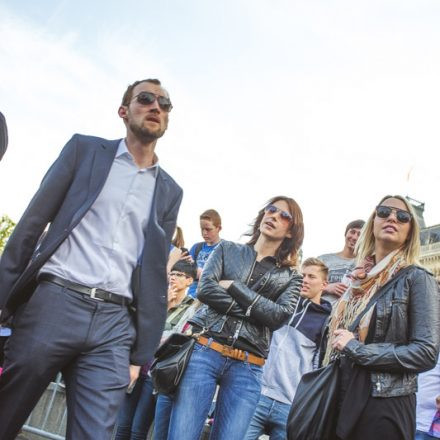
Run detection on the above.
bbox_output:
[287,359,340,440]
[150,333,196,395]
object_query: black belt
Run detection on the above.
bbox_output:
[39,274,130,306]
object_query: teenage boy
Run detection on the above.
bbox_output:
[245,258,332,440]
[186,209,222,298]
[318,219,365,305]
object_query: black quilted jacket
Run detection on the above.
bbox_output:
[189,240,302,358]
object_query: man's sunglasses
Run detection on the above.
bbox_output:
[264,204,293,223]
[375,205,412,224]
[133,91,173,112]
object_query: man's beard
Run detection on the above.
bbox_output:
[129,121,166,144]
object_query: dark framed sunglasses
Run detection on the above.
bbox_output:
[133,91,173,112]
[264,204,293,223]
[375,205,412,224]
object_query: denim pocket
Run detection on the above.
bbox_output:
[245,362,263,382]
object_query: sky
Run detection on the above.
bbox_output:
[1,0,439,258]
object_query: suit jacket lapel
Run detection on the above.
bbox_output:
[70,139,119,228]
[150,169,169,226]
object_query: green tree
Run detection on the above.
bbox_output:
[0,215,16,254]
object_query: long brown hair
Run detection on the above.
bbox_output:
[246,196,304,267]
[172,226,185,249]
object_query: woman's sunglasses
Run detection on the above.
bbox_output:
[133,91,173,112]
[375,205,412,224]
[264,204,293,223]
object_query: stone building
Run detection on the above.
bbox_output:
[409,197,440,282]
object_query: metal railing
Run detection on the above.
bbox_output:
[22,373,66,439]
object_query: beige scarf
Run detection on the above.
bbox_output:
[323,249,406,366]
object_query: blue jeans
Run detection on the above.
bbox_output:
[415,431,436,439]
[114,375,156,440]
[168,342,263,440]
[245,394,290,440]
[153,393,174,440]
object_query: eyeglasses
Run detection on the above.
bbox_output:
[169,271,190,279]
[375,205,412,224]
[132,91,173,112]
[264,204,293,223]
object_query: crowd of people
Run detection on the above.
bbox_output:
[0,79,439,440]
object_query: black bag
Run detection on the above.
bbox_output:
[150,333,196,395]
[287,359,340,440]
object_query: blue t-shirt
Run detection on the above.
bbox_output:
[187,241,221,298]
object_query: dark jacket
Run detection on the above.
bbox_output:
[343,265,440,397]
[0,134,183,365]
[189,240,302,358]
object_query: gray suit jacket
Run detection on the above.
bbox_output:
[0,134,183,364]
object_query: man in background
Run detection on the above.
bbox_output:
[318,219,364,306]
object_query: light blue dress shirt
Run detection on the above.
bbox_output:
[42,139,158,299]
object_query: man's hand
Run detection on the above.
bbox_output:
[219,280,233,289]
[128,365,141,390]
[325,282,349,298]
[331,329,355,351]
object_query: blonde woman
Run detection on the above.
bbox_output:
[324,195,439,440]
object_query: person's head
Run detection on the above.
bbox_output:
[172,226,185,249]
[356,195,420,265]
[247,196,304,267]
[169,260,197,291]
[200,209,222,246]
[344,219,365,253]
[118,79,172,144]
[300,258,329,303]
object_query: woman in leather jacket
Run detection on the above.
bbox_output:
[326,195,440,440]
[167,196,304,440]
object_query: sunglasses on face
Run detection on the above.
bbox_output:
[133,91,173,112]
[169,271,190,279]
[375,205,412,224]
[264,204,293,223]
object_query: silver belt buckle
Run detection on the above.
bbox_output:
[90,287,104,301]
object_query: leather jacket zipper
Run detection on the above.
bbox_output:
[234,259,271,341]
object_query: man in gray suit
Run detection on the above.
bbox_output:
[0,79,183,439]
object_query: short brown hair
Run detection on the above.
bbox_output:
[247,196,304,268]
[121,79,163,106]
[345,219,365,236]
[200,209,222,228]
[301,258,328,280]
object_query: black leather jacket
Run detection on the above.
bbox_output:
[189,241,302,358]
[343,266,440,397]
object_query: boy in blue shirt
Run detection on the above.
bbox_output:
[187,209,222,298]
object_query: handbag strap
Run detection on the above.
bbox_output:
[347,264,414,333]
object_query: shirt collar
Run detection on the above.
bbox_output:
[117,139,160,177]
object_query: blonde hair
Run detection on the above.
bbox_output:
[301,258,329,280]
[355,195,420,265]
